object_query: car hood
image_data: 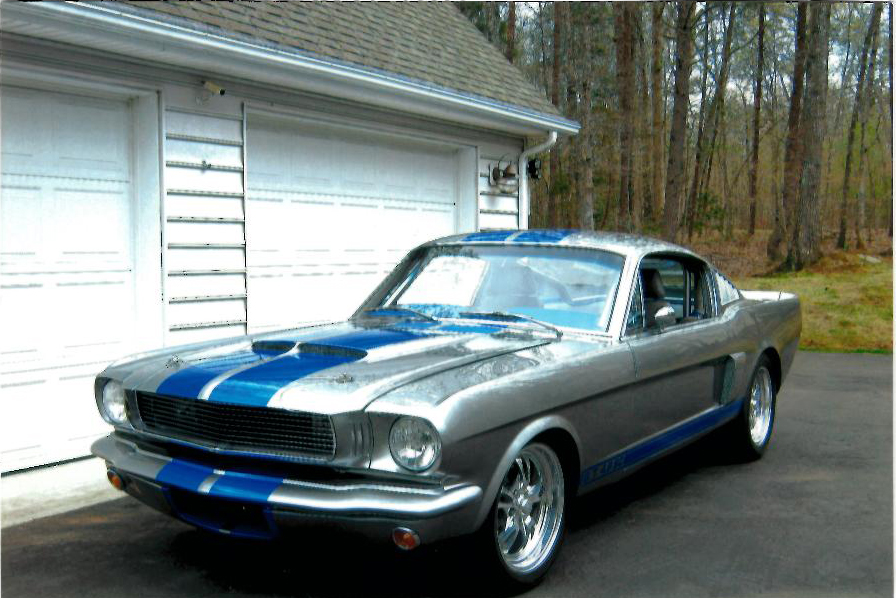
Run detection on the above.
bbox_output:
[108,317,557,415]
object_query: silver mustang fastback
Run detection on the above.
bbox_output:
[93,229,800,586]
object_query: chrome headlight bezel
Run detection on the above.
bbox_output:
[100,379,129,426]
[388,416,441,472]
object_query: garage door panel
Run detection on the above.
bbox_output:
[1,184,44,267]
[0,282,47,361]
[55,99,130,179]
[54,187,131,262]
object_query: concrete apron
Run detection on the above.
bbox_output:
[1,457,120,528]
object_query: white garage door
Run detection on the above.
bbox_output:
[246,115,459,332]
[1,86,136,471]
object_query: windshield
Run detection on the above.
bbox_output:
[376,245,625,332]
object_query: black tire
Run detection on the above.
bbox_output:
[477,442,568,589]
[729,355,777,461]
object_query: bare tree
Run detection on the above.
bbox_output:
[768,2,808,261]
[614,3,636,231]
[549,1,565,227]
[663,2,696,241]
[836,3,883,249]
[748,3,765,235]
[854,5,883,249]
[787,2,830,270]
[685,2,737,240]
[650,3,665,221]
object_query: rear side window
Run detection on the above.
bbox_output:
[715,271,741,306]
[643,258,685,319]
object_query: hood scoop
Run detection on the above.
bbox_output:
[297,342,368,360]
[251,340,297,357]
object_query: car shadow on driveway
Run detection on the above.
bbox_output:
[2,431,735,598]
[149,433,732,598]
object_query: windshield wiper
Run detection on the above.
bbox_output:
[458,311,562,340]
[362,307,437,322]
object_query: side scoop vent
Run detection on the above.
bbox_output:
[297,343,367,360]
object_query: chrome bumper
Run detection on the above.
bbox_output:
[91,435,483,543]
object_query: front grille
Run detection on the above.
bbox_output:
[134,392,335,460]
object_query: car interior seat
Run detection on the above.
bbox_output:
[642,268,673,327]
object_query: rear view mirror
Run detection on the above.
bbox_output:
[654,305,676,329]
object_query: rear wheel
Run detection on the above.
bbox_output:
[481,442,567,588]
[730,356,776,460]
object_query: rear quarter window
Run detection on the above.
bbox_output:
[715,271,741,306]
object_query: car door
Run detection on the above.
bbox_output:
[624,253,733,440]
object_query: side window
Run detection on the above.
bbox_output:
[625,274,644,334]
[688,266,714,318]
[715,270,741,306]
[642,258,685,320]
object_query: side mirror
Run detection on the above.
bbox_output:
[654,305,676,329]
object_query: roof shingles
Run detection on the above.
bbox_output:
[117,1,559,117]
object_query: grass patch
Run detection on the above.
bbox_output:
[734,253,893,354]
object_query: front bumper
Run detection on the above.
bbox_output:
[92,434,483,544]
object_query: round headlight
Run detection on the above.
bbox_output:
[102,380,129,425]
[389,417,441,472]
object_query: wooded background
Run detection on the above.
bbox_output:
[458,1,893,272]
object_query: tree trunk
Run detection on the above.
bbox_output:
[506,2,516,63]
[786,2,830,270]
[614,3,636,232]
[663,2,696,241]
[686,2,737,241]
[650,3,665,223]
[748,4,765,236]
[854,6,883,249]
[768,2,808,261]
[549,2,565,227]
[837,3,883,249]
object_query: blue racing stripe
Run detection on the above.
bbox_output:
[462,230,516,242]
[207,328,427,407]
[580,399,743,487]
[208,471,284,503]
[156,351,263,399]
[512,229,576,244]
[207,352,359,406]
[156,459,215,492]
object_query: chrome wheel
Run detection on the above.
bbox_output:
[748,366,774,446]
[494,443,565,576]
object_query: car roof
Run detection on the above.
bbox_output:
[426,229,704,262]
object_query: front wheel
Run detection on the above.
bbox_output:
[481,442,567,588]
[730,356,777,460]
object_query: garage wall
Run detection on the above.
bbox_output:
[162,104,249,346]
[478,154,521,230]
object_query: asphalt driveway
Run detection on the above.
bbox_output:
[2,352,892,597]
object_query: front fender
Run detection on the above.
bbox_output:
[472,414,583,530]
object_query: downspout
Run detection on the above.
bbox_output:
[518,131,558,229]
